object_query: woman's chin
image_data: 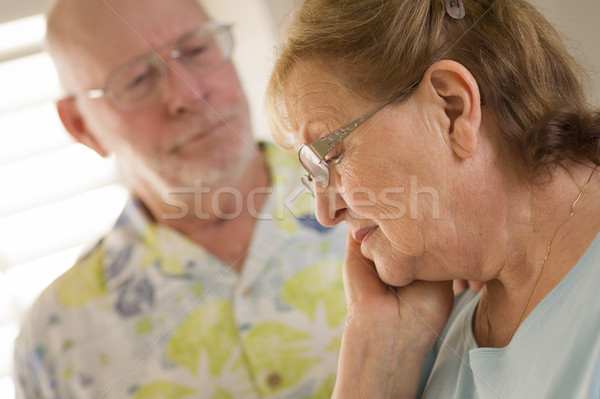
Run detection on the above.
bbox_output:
[374,262,415,288]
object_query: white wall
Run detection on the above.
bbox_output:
[201,0,298,139]
[529,0,600,106]
[0,0,46,23]
[201,0,282,140]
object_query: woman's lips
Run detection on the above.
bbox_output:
[353,226,378,245]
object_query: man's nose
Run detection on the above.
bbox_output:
[163,60,209,115]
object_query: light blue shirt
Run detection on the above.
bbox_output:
[421,233,600,399]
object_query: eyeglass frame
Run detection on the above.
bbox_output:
[76,21,233,110]
[298,78,422,193]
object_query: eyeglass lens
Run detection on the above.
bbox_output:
[298,145,330,187]
[106,24,232,109]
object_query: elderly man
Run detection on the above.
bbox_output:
[13,0,346,397]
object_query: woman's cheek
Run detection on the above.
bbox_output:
[341,168,378,216]
[377,188,408,221]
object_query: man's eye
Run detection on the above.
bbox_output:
[185,45,207,58]
[126,70,153,90]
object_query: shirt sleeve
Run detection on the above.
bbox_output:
[13,323,58,399]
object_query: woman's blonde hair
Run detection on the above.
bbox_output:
[267,0,600,176]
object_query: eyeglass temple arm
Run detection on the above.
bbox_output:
[307,101,389,157]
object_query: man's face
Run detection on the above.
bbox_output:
[66,0,256,193]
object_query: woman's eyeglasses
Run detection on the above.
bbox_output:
[298,79,421,194]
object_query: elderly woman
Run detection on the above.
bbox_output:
[267,0,600,397]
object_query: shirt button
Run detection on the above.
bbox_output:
[267,372,281,388]
[242,286,252,296]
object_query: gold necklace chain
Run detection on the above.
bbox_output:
[486,165,598,347]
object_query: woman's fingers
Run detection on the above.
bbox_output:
[336,235,455,398]
[453,279,484,294]
[342,234,389,306]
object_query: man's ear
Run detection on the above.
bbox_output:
[419,60,482,160]
[56,97,109,157]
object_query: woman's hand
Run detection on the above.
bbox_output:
[333,235,455,399]
[453,279,484,294]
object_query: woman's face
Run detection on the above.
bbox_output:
[285,62,495,286]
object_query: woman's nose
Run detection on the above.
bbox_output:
[314,183,347,227]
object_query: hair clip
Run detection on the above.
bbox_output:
[445,0,465,20]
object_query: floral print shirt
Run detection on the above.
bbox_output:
[14,143,348,399]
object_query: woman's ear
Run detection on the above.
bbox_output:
[56,97,109,157]
[419,60,482,160]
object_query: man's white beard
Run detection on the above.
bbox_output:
[123,143,256,199]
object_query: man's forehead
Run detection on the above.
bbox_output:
[60,0,209,53]
[47,0,212,90]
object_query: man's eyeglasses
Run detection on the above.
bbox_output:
[79,22,233,111]
[298,79,420,194]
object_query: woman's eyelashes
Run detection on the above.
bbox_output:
[325,151,342,163]
[325,143,347,164]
